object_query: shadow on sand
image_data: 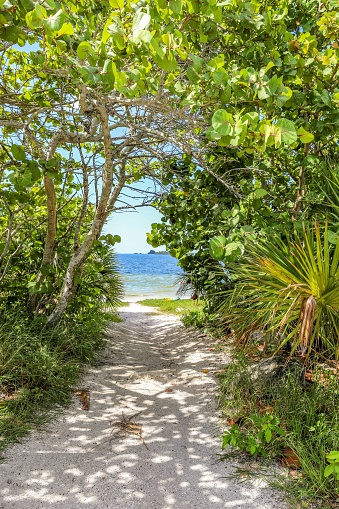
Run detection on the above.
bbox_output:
[0,305,286,509]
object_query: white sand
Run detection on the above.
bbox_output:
[0,303,288,509]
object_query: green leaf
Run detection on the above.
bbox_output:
[254,188,268,198]
[266,75,282,95]
[327,451,339,461]
[35,4,47,20]
[56,39,67,53]
[150,37,165,58]
[44,9,66,32]
[260,123,271,144]
[224,241,244,261]
[44,0,56,8]
[212,70,228,86]
[314,89,331,106]
[276,118,298,145]
[56,22,74,36]
[205,126,221,140]
[109,0,124,8]
[18,0,34,9]
[131,10,151,44]
[0,26,19,42]
[302,155,319,167]
[258,85,270,100]
[242,111,259,125]
[209,235,227,260]
[135,29,152,44]
[17,171,32,188]
[102,233,122,246]
[212,109,233,136]
[297,127,314,144]
[11,144,26,161]
[190,55,204,71]
[169,0,182,13]
[77,41,93,60]
[186,67,200,83]
[25,10,43,29]
[26,161,40,182]
[265,428,272,443]
[155,52,178,71]
[324,464,335,477]
[263,61,275,75]
[105,21,126,48]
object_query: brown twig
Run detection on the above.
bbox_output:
[110,412,149,450]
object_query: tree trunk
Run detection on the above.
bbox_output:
[27,129,59,313]
[46,98,126,327]
[27,173,57,312]
[45,175,125,328]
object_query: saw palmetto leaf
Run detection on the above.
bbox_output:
[221,223,339,360]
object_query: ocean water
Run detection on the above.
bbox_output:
[117,253,183,301]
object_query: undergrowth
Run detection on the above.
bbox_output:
[0,310,120,457]
[218,351,339,507]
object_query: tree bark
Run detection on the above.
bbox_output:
[45,98,126,327]
[45,174,126,328]
[26,135,58,313]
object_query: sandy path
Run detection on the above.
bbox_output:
[0,304,287,509]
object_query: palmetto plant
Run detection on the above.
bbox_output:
[221,223,339,360]
[306,163,339,228]
[74,248,123,312]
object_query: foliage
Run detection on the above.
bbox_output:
[147,0,339,323]
[220,223,339,360]
[218,352,339,501]
[71,247,124,314]
[4,0,337,322]
[324,451,339,482]
[0,0,225,324]
[0,308,119,455]
[181,310,209,329]
[222,413,285,457]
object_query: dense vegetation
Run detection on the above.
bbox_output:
[1,0,339,505]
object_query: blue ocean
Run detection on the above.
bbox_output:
[117,253,183,301]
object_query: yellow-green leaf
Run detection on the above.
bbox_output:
[109,0,124,8]
[297,127,314,144]
[56,22,74,37]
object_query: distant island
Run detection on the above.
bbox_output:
[148,250,169,255]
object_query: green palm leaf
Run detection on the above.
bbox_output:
[75,248,124,312]
[221,223,339,360]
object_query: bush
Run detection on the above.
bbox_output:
[218,353,339,503]
[0,309,111,456]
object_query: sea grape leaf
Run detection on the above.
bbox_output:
[209,235,227,260]
[276,118,298,145]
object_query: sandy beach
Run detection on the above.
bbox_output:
[0,304,287,509]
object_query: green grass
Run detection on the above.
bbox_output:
[0,308,116,457]
[218,351,339,506]
[137,298,204,315]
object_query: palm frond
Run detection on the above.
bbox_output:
[221,222,339,361]
[75,248,124,311]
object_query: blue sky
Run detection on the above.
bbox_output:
[104,205,166,253]
[103,178,167,253]
[15,44,168,254]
